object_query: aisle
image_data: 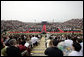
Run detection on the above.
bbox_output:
[31,37,46,56]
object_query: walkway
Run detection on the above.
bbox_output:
[31,37,46,56]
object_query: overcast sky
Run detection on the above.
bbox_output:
[1,1,83,22]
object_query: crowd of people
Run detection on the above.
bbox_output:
[29,25,42,32]
[1,20,43,33]
[46,25,60,32]
[1,19,83,56]
[45,34,83,56]
[1,32,83,56]
[1,19,83,34]
[1,34,42,56]
[1,20,28,33]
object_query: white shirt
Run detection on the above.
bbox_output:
[46,39,51,48]
[79,42,83,56]
[68,51,82,56]
[34,37,39,42]
[31,37,39,44]
[31,37,36,44]
[80,42,83,51]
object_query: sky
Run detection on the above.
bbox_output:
[1,1,83,23]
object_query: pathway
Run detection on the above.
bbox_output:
[31,37,46,56]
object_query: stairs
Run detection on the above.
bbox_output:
[31,37,46,56]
